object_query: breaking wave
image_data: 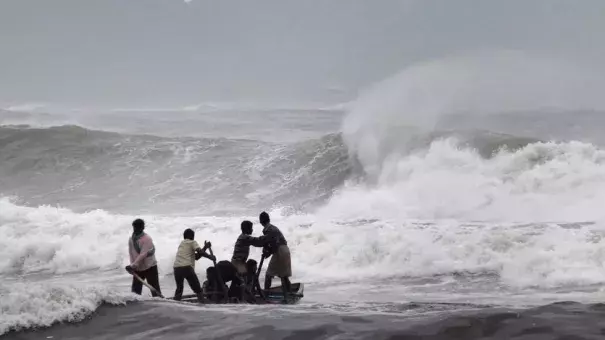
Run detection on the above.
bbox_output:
[0,280,139,336]
[0,125,349,214]
[3,158,605,288]
[0,124,545,215]
[3,119,605,222]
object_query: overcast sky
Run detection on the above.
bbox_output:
[1,0,605,107]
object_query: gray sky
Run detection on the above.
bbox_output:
[1,0,605,107]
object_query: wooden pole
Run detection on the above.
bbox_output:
[130,272,164,298]
[255,255,267,301]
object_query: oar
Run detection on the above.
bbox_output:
[207,245,229,303]
[254,254,267,301]
[256,254,265,279]
[130,271,164,298]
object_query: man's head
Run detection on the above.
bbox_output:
[241,220,253,235]
[132,219,145,233]
[259,211,270,226]
[206,267,216,283]
[183,228,195,240]
[246,259,258,274]
[245,259,258,283]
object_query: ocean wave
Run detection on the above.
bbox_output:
[324,138,605,222]
[0,281,139,336]
[0,123,563,214]
[0,125,349,214]
[3,195,605,289]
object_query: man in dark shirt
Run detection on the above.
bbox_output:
[259,211,292,302]
[205,260,243,302]
[231,220,265,275]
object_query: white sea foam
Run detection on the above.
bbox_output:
[0,199,243,276]
[0,281,140,336]
[4,135,605,290]
[323,138,605,222]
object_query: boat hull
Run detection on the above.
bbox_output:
[174,282,304,305]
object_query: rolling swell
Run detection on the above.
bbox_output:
[0,125,351,214]
[0,124,555,214]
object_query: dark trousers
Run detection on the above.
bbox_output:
[131,265,162,297]
[173,266,202,300]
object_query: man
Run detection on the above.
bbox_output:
[243,259,258,288]
[125,218,162,297]
[173,228,215,302]
[259,211,292,302]
[231,220,265,275]
[243,259,263,302]
[205,260,244,302]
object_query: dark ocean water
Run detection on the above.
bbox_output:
[8,300,605,340]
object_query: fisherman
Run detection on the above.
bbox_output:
[243,259,258,287]
[259,211,292,302]
[205,260,245,302]
[173,228,215,302]
[231,220,265,275]
[208,259,260,303]
[125,218,162,297]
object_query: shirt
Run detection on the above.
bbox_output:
[128,232,157,271]
[262,223,287,254]
[231,233,265,263]
[173,239,202,268]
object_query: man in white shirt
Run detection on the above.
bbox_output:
[173,228,215,302]
[126,219,162,297]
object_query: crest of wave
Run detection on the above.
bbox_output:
[299,50,605,287]
[0,281,140,335]
[342,49,605,180]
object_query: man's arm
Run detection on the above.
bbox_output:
[256,236,273,257]
[247,235,267,248]
[195,248,216,261]
[194,241,215,261]
[258,231,278,256]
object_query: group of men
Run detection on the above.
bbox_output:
[125,211,293,303]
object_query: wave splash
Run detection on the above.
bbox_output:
[0,281,139,336]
